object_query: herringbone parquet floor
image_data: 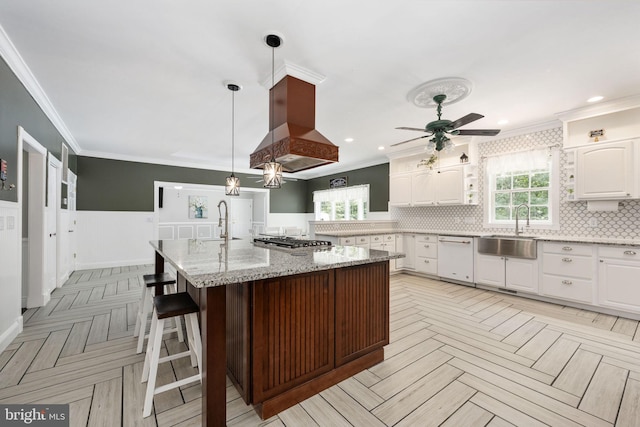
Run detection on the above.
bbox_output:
[2,266,640,426]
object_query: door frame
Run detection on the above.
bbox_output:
[47,152,62,288]
[17,126,49,308]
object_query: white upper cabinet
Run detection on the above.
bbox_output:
[390,165,467,206]
[389,172,412,206]
[575,139,638,200]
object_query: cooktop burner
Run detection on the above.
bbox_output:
[253,237,333,249]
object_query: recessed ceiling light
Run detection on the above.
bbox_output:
[378,146,385,151]
[344,137,354,143]
[587,96,604,103]
[497,119,509,125]
[174,186,183,190]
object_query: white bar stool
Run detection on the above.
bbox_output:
[134,273,184,354]
[141,292,202,418]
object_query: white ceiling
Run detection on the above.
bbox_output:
[1,1,639,179]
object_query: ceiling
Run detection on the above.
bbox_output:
[1,1,639,179]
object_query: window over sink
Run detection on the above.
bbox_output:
[484,148,559,229]
[313,184,369,221]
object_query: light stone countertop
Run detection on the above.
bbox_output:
[150,239,403,288]
[315,229,640,246]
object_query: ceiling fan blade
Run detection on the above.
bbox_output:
[456,129,501,136]
[390,134,431,147]
[395,126,428,132]
[449,113,484,129]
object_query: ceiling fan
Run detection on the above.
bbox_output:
[392,94,501,151]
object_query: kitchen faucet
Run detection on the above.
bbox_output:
[515,203,530,236]
[217,200,229,241]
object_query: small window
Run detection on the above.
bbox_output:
[313,184,369,221]
[485,148,558,228]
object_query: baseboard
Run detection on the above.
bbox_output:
[76,257,154,270]
[0,316,23,353]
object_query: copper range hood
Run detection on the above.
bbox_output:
[250,75,339,173]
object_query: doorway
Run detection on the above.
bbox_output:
[18,127,52,308]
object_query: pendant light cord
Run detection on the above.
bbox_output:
[270,44,275,160]
[231,89,235,174]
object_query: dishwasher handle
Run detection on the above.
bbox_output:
[439,239,471,244]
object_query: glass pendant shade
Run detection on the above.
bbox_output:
[263,159,283,189]
[225,173,240,196]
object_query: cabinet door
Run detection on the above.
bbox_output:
[506,258,538,293]
[390,173,412,206]
[598,258,640,313]
[576,140,635,200]
[475,254,505,287]
[395,235,404,269]
[402,235,415,270]
[435,167,464,204]
[411,170,436,205]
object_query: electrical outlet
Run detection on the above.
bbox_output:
[588,218,598,227]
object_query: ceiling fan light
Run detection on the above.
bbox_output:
[263,159,283,189]
[225,174,240,196]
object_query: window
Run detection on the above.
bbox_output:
[485,149,558,228]
[313,185,369,221]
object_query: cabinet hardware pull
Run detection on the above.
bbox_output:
[424,260,429,263]
[562,246,572,251]
[439,239,471,244]
[562,258,572,262]
[425,245,430,248]
[561,280,572,285]
[624,250,637,255]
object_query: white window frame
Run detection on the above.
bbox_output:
[313,184,369,221]
[483,149,559,230]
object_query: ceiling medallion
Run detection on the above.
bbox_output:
[407,77,472,108]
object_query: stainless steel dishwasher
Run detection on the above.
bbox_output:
[437,235,475,285]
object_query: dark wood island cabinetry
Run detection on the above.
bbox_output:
[227,261,389,418]
[151,239,400,425]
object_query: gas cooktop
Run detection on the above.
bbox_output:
[253,237,332,249]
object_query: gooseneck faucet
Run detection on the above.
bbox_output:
[515,203,530,236]
[217,200,229,241]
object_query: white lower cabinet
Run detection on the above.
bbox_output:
[402,235,416,270]
[395,234,404,270]
[475,254,538,293]
[541,242,595,304]
[598,246,640,313]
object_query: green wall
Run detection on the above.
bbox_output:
[76,156,310,213]
[306,163,390,212]
[77,157,390,214]
[0,57,76,203]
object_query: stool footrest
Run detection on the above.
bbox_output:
[158,350,191,364]
[154,374,201,395]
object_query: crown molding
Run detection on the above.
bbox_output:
[555,94,640,123]
[473,119,561,144]
[260,60,326,89]
[0,24,81,154]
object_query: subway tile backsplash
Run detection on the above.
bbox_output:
[391,126,640,240]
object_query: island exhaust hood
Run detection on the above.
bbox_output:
[250,75,339,173]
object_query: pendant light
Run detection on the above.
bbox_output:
[225,83,241,196]
[263,34,283,189]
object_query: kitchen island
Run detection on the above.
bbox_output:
[150,238,402,426]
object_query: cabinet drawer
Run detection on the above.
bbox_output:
[416,257,438,275]
[543,242,592,256]
[383,234,395,242]
[542,274,593,304]
[370,235,384,244]
[416,241,437,258]
[416,234,437,243]
[543,254,593,279]
[356,236,370,245]
[339,237,356,246]
[599,246,640,260]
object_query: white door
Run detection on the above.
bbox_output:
[411,170,436,205]
[505,258,539,293]
[389,172,412,206]
[475,254,506,287]
[435,167,464,204]
[576,140,635,199]
[230,198,252,239]
[46,156,60,292]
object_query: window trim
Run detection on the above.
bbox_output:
[483,150,559,230]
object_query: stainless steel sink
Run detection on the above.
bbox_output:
[477,235,537,259]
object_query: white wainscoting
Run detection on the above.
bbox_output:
[76,211,155,269]
[0,201,23,353]
[158,222,218,240]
